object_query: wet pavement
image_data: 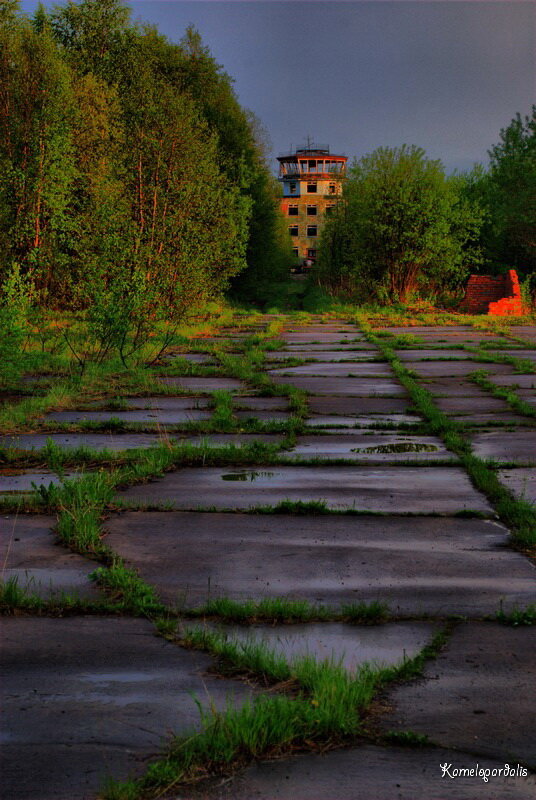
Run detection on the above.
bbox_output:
[3,317,535,799]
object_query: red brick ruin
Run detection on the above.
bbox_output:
[460,269,524,316]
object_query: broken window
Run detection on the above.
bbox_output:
[306,205,317,216]
[288,225,299,236]
[308,160,316,170]
[307,182,317,193]
[306,225,317,237]
[292,247,299,258]
[325,204,336,214]
[307,248,317,259]
[289,182,297,193]
[288,205,298,216]
[328,183,336,194]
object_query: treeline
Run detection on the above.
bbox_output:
[316,109,536,305]
[0,0,290,313]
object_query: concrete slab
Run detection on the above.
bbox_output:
[45,409,212,425]
[268,363,393,377]
[498,468,536,504]
[0,471,80,493]
[435,396,511,414]
[116,466,493,514]
[423,379,492,398]
[471,431,536,463]
[166,353,215,363]
[200,745,535,800]
[234,410,290,422]
[0,515,99,599]
[175,434,283,448]
[513,325,536,343]
[0,616,255,800]
[490,374,536,389]
[159,377,245,392]
[283,343,373,352]
[397,349,475,359]
[288,433,453,462]
[190,622,438,671]
[381,623,536,766]
[304,414,421,428]
[270,376,406,396]
[403,361,514,377]
[105,513,534,614]
[450,413,530,426]
[0,432,166,452]
[489,350,536,362]
[281,333,364,344]
[307,397,412,414]
[266,350,379,361]
[234,397,289,410]
[124,396,210,409]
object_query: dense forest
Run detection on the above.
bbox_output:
[0,0,291,316]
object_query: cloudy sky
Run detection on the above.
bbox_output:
[20,1,536,173]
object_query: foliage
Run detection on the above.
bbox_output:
[316,145,484,303]
[0,1,286,321]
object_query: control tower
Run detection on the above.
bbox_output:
[277,141,347,268]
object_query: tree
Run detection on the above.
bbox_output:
[486,107,536,280]
[317,145,484,302]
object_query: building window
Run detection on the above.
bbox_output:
[300,161,307,172]
[289,182,297,193]
[307,249,317,259]
[292,247,299,258]
[308,160,316,170]
[306,205,317,216]
[288,205,298,216]
[307,182,317,193]
[328,183,336,194]
[306,225,317,237]
[288,225,298,237]
[325,204,336,214]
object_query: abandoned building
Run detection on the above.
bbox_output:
[278,143,347,268]
[460,269,524,316]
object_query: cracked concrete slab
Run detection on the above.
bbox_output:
[307,397,412,414]
[288,433,454,462]
[0,616,256,800]
[304,413,421,428]
[45,409,212,425]
[268,363,393,377]
[403,361,514,377]
[0,515,100,600]
[104,513,534,614]
[490,374,536,389]
[381,623,536,767]
[271,376,406,396]
[116,465,492,514]
[0,432,167,451]
[188,621,439,670]
[123,396,210,409]
[471,431,536,462]
[159,377,245,392]
[497,468,536,504]
[196,745,535,800]
[0,471,80,493]
[266,350,379,361]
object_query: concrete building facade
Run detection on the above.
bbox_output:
[277,144,347,269]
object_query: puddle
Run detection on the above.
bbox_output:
[222,471,275,481]
[353,442,439,454]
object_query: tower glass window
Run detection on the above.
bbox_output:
[288,205,298,216]
[306,205,317,216]
[306,225,317,237]
[307,182,317,193]
[288,225,298,236]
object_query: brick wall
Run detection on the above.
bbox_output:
[460,270,524,316]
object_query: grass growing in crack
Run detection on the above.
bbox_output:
[383,730,431,747]
[470,370,536,420]
[356,313,536,551]
[103,623,451,799]
[90,562,165,615]
[182,597,391,624]
[495,602,535,626]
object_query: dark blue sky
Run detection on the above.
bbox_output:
[20,1,536,173]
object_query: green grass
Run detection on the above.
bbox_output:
[495,602,535,626]
[102,623,451,799]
